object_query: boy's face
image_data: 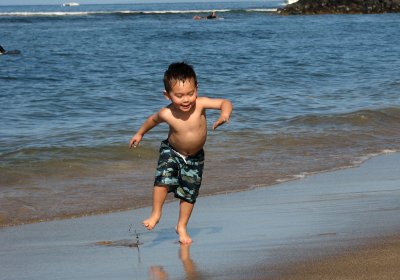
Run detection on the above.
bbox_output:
[164,78,198,112]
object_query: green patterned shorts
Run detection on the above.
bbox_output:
[154,139,205,204]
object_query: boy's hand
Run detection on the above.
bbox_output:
[129,134,142,148]
[212,116,229,130]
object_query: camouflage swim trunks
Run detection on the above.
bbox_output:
[154,139,205,204]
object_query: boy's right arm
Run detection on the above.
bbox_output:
[129,112,163,148]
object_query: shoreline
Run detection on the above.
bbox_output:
[1,149,397,228]
[1,152,400,279]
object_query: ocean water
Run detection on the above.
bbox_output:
[1,1,400,226]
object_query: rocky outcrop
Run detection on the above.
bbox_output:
[277,0,400,15]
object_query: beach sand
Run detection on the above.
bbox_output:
[273,234,400,280]
[1,153,400,280]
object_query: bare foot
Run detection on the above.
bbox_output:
[176,226,192,244]
[142,214,160,230]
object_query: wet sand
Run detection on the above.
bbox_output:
[1,152,400,280]
[273,234,400,280]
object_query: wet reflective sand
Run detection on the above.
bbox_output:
[1,153,399,280]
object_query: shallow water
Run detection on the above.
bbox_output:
[1,1,400,226]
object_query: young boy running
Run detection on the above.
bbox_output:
[129,62,232,244]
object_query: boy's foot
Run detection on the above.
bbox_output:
[176,226,192,244]
[142,214,160,230]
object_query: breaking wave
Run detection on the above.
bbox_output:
[0,8,277,17]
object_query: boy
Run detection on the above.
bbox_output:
[129,62,232,244]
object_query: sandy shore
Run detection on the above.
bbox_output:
[273,234,400,280]
[1,153,400,280]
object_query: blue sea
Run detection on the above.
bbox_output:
[1,1,400,226]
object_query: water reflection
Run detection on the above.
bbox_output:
[149,244,201,280]
[149,266,168,280]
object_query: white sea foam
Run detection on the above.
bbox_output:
[245,8,277,12]
[0,8,276,17]
[0,11,97,16]
[276,173,306,183]
[381,149,397,154]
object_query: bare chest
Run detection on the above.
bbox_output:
[169,111,206,133]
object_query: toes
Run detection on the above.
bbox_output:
[142,221,151,230]
[180,238,192,245]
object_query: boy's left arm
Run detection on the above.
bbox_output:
[200,97,233,129]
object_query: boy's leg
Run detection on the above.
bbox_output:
[142,186,168,230]
[176,200,194,244]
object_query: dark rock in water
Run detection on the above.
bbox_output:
[4,50,21,55]
[277,0,400,15]
[0,45,21,55]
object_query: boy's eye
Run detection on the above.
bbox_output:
[174,91,194,98]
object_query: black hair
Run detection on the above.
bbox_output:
[163,62,198,92]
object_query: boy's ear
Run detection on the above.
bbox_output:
[163,90,171,100]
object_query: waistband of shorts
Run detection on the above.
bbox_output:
[161,139,204,158]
